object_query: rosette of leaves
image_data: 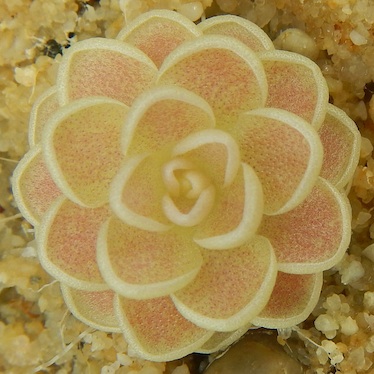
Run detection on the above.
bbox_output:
[13,10,360,361]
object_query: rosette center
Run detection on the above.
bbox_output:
[162,157,215,227]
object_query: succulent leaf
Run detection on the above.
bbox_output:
[172,236,277,331]
[319,104,361,188]
[198,14,274,52]
[61,285,121,332]
[253,272,323,328]
[158,35,268,127]
[117,9,201,67]
[42,97,128,208]
[97,217,203,299]
[115,295,213,361]
[194,163,263,250]
[197,324,251,354]
[57,38,157,105]
[29,86,59,147]
[110,153,171,231]
[259,177,352,273]
[12,145,61,226]
[234,108,323,215]
[121,85,215,156]
[38,197,110,290]
[261,50,329,129]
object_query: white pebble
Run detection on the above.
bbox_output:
[364,291,374,311]
[314,314,339,333]
[348,347,366,370]
[324,294,341,312]
[340,316,359,336]
[353,100,367,121]
[356,211,371,225]
[364,312,374,330]
[360,137,373,159]
[330,351,344,366]
[177,2,204,21]
[350,29,367,45]
[22,245,37,258]
[363,244,374,262]
[321,340,338,354]
[325,330,338,339]
[273,28,319,60]
[340,260,365,284]
[83,333,93,344]
[321,340,344,365]
[14,65,37,87]
[341,302,350,314]
[116,352,133,366]
[342,4,352,15]
[216,0,238,13]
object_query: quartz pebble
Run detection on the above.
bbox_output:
[340,316,359,336]
[350,29,367,45]
[273,28,319,60]
[177,2,204,21]
[314,314,339,339]
[340,260,365,285]
[203,330,304,374]
[364,291,374,312]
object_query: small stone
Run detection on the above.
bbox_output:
[91,331,113,351]
[14,66,37,87]
[340,316,359,336]
[356,211,371,225]
[363,244,374,262]
[216,0,238,13]
[43,39,63,58]
[177,2,204,21]
[350,30,367,45]
[273,28,319,60]
[116,352,133,366]
[314,314,339,334]
[341,303,351,314]
[340,260,365,285]
[21,245,37,258]
[330,351,344,366]
[360,137,374,159]
[364,291,374,312]
[347,347,366,371]
[364,313,374,330]
[203,330,304,373]
[324,294,341,312]
[365,335,374,353]
[321,340,344,365]
[83,333,93,344]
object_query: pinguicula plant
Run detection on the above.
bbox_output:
[13,10,360,361]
